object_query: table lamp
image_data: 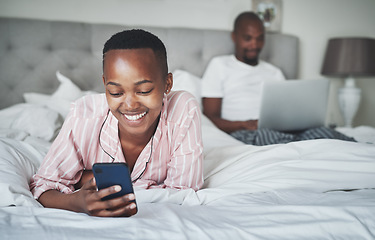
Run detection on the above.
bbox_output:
[321,37,375,127]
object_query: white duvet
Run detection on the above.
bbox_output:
[1,103,375,239]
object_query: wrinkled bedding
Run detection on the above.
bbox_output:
[0,72,374,239]
[0,102,375,239]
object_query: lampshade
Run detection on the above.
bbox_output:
[321,37,375,77]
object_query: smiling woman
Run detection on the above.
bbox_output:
[29,29,204,218]
[103,49,169,143]
[103,48,170,173]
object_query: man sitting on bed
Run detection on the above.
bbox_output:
[201,11,354,145]
[201,11,284,134]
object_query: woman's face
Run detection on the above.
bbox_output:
[102,48,172,139]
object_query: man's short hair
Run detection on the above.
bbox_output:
[233,11,264,32]
[103,29,168,76]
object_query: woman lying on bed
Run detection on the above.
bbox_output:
[29,29,204,217]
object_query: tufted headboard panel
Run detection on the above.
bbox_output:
[0,17,299,109]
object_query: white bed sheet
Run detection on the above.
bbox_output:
[0,103,375,239]
[1,188,375,240]
[337,125,375,145]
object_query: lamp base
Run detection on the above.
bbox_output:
[338,77,361,128]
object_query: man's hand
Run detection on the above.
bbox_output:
[242,120,258,131]
[203,97,258,133]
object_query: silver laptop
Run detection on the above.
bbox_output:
[258,79,330,132]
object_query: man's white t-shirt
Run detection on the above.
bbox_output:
[201,55,285,121]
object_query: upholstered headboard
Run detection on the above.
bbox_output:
[0,17,299,109]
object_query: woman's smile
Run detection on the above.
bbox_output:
[123,111,147,121]
[103,48,172,138]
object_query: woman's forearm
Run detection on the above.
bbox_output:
[37,189,83,213]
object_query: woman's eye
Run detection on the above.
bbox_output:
[138,89,153,95]
[109,92,122,97]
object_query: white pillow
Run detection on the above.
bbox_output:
[24,92,72,118]
[0,103,63,142]
[0,138,44,207]
[23,92,51,104]
[172,70,202,107]
[52,71,83,101]
[23,71,97,118]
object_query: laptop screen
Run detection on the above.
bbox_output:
[258,79,330,132]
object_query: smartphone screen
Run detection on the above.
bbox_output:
[92,163,136,202]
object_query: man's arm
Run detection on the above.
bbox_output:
[202,97,258,134]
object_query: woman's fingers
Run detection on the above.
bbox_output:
[83,186,137,217]
[79,177,137,217]
[74,170,94,189]
[80,176,97,191]
[95,185,122,200]
[95,199,137,217]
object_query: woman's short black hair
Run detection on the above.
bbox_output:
[103,29,168,76]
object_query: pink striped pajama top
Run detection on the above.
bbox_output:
[30,91,204,199]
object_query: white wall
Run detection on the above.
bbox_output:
[0,0,251,30]
[1,0,374,127]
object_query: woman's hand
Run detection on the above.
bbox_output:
[74,170,94,189]
[74,177,138,217]
[38,176,137,218]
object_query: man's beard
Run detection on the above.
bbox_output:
[243,49,260,66]
[243,56,259,66]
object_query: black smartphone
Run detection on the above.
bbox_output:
[92,163,136,202]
